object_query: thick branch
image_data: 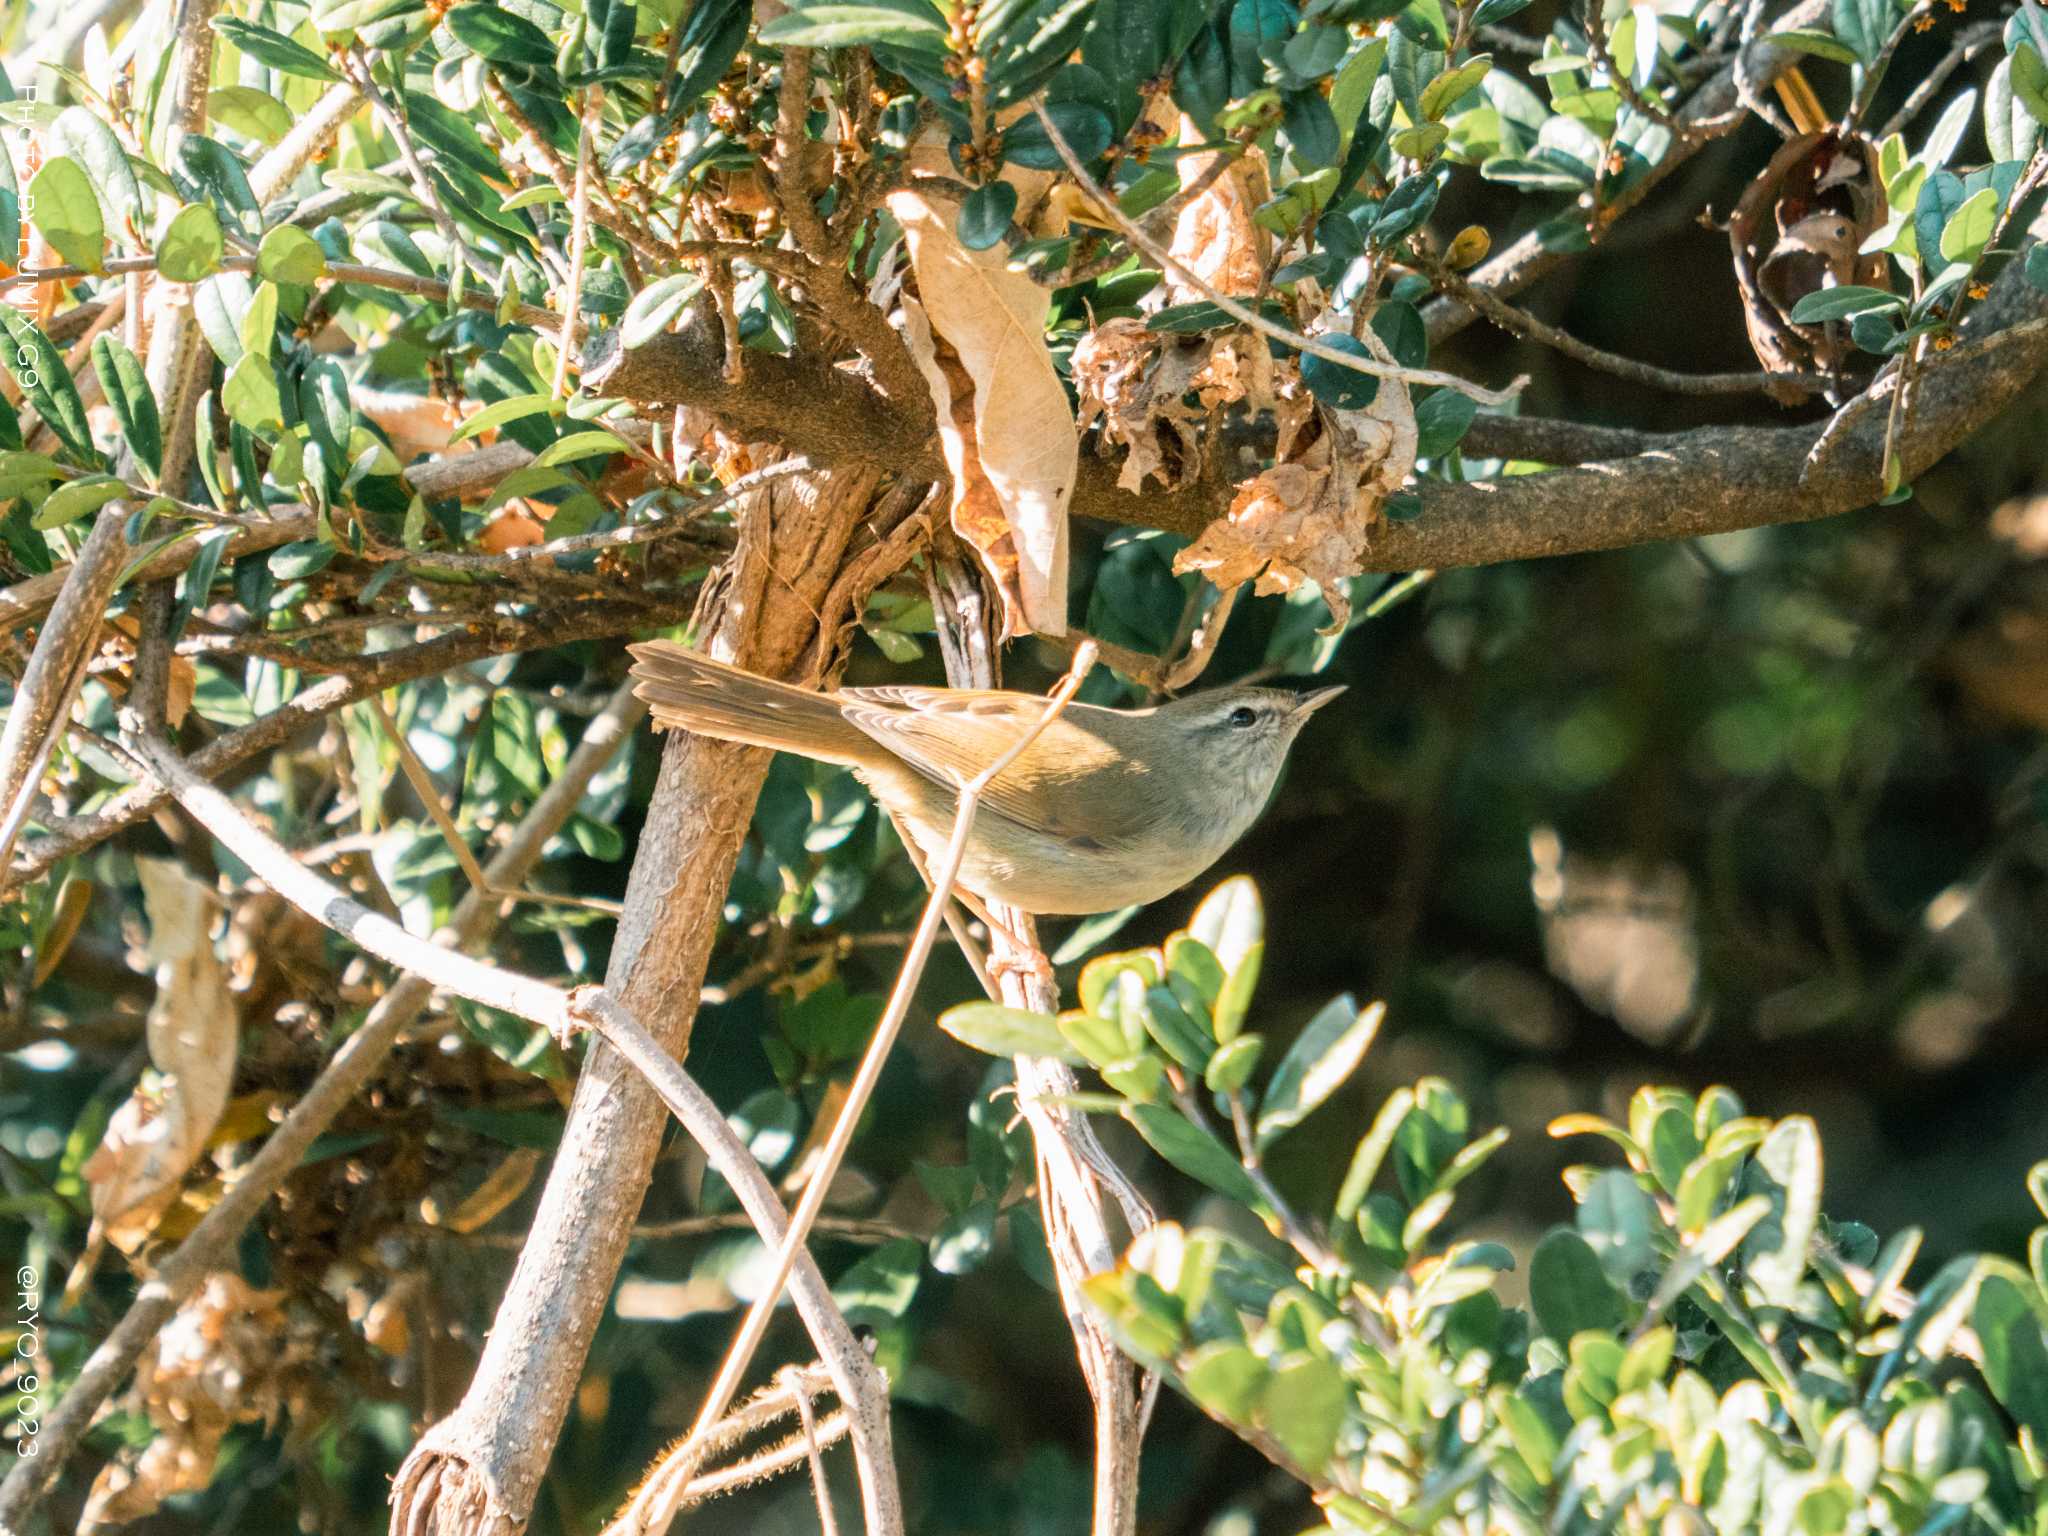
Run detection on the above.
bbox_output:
[395,464,881,1536]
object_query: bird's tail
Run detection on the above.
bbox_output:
[626,641,874,764]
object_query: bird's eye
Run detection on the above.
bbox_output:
[1227,706,1258,729]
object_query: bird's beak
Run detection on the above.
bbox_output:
[1295,685,1346,717]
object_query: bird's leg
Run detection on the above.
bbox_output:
[957,889,1055,989]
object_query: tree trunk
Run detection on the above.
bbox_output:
[392,463,881,1535]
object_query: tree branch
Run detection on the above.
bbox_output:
[0,683,645,1532]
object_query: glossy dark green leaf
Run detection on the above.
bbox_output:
[91,334,160,480]
[760,0,948,52]
[213,17,344,80]
[1123,1104,1261,1204]
[177,136,261,236]
[1787,284,1902,323]
[1002,101,1114,171]
[957,180,1018,251]
[1973,1274,2048,1439]
[447,3,558,66]
[1281,89,1341,167]
[1413,387,1475,458]
[931,1199,998,1274]
[1528,1228,1629,1338]
[1301,335,1381,411]
[1914,170,1967,272]
[0,311,97,465]
[1830,0,1893,64]
[1256,996,1381,1150]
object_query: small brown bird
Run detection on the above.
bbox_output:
[627,641,1343,915]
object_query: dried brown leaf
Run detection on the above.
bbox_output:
[82,1273,309,1531]
[1175,330,1417,631]
[888,166,1073,637]
[1167,124,1272,302]
[79,858,237,1256]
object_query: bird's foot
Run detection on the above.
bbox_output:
[987,946,1056,993]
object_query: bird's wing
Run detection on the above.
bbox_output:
[835,690,1145,845]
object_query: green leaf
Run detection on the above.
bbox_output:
[958,180,1018,251]
[208,86,294,145]
[2013,42,2048,126]
[1914,171,1968,276]
[1413,387,1476,458]
[91,334,160,481]
[1830,0,1893,65]
[1974,1273,2048,1439]
[1335,1086,1414,1221]
[29,156,105,273]
[1002,100,1114,171]
[1255,996,1383,1150]
[1938,185,1999,267]
[1123,1104,1262,1204]
[1257,1354,1348,1474]
[221,353,285,431]
[51,107,144,238]
[533,430,629,467]
[0,311,97,464]
[239,281,280,362]
[1787,284,1902,323]
[1578,1170,1656,1286]
[1183,1341,1268,1422]
[759,0,949,52]
[257,224,329,285]
[1766,27,1859,62]
[930,1200,998,1274]
[1746,1116,1822,1304]
[157,203,224,282]
[937,1002,1086,1063]
[32,474,124,530]
[446,3,559,66]
[1300,335,1381,411]
[452,393,563,443]
[1420,53,1491,121]
[1528,1228,1629,1338]
[832,1237,924,1328]
[1203,1034,1264,1095]
[213,17,344,80]
[1618,1326,1674,1393]
[622,272,704,347]
[1188,876,1263,978]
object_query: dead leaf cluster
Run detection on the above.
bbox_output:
[80,1274,318,1531]
[1174,328,1418,633]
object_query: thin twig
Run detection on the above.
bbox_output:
[1023,101,1525,407]
[1413,251,1821,395]
[556,87,601,397]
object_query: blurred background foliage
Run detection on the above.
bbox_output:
[5,0,2048,1526]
